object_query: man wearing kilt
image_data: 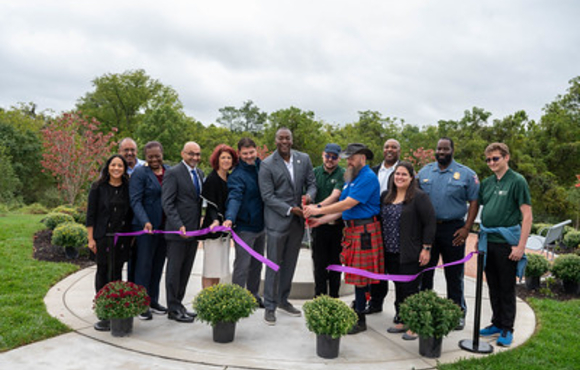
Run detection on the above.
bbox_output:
[304,143,383,334]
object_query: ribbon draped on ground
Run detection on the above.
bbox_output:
[327,251,478,283]
[113,226,279,272]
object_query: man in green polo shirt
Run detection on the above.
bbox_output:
[478,142,532,347]
[310,143,345,297]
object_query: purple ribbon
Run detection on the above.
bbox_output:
[114,226,279,272]
[327,251,478,282]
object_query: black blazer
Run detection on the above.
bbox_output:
[86,181,133,240]
[382,189,436,264]
[200,170,228,240]
[161,162,204,241]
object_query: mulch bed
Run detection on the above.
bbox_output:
[515,280,578,302]
[32,229,95,269]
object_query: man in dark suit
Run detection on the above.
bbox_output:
[365,138,400,315]
[161,141,204,323]
[259,128,316,325]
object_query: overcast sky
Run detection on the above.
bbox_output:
[1,1,579,127]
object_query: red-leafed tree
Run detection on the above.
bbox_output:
[405,147,435,171]
[41,112,117,205]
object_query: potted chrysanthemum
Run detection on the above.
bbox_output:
[303,295,358,359]
[93,280,150,337]
[193,283,257,343]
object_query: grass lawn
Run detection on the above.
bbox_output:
[439,297,580,369]
[0,214,78,352]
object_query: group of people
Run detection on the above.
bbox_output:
[86,130,532,348]
[303,136,531,347]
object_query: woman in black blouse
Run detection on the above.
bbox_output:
[200,144,239,288]
[86,154,134,331]
[381,161,436,340]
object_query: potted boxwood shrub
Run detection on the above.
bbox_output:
[193,283,257,343]
[93,280,150,337]
[303,295,358,359]
[52,221,87,259]
[551,254,580,294]
[399,290,462,358]
[524,253,549,290]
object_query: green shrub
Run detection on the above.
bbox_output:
[531,223,553,235]
[18,203,49,215]
[551,254,580,283]
[193,283,256,326]
[0,203,10,216]
[52,222,87,249]
[563,231,580,250]
[563,225,576,238]
[399,290,462,339]
[52,205,86,224]
[303,295,358,339]
[525,253,550,277]
[42,212,75,230]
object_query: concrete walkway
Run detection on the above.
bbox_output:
[1,235,536,370]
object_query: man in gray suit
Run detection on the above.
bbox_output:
[162,142,204,323]
[259,128,316,325]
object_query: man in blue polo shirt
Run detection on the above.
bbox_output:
[418,137,479,330]
[304,143,383,335]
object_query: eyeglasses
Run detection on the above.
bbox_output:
[324,154,339,160]
[485,156,502,163]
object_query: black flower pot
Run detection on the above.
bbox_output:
[525,276,541,290]
[563,280,579,294]
[110,317,133,337]
[316,334,340,359]
[419,336,443,358]
[213,321,236,343]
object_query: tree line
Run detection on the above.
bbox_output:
[0,69,578,225]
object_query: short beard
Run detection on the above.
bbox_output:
[436,154,452,167]
[344,164,362,183]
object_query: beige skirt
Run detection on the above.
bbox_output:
[202,236,231,278]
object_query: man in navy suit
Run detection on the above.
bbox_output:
[259,128,316,325]
[162,142,204,323]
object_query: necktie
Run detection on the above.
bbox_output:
[191,169,200,197]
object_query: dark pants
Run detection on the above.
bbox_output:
[95,260,124,293]
[134,233,167,306]
[165,238,198,313]
[485,242,517,332]
[94,236,126,293]
[354,285,370,312]
[232,230,266,301]
[368,259,389,309]
[421,220,466,312]
[385,252,422,320]
[311,223,343,298]
[126,237,137,283]
[264,219,303,310]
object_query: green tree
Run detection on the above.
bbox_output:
[264,107,328,166]
[217,100,267,133]
[76,69,183,137]
[535,76,580,187]
[0,144,20,203]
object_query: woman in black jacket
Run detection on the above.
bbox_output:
[200,144,238,288]
[86,154,134,331]
[380,161,436,340]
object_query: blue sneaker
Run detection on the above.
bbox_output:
[479,325,502,336]
[497,330,513,347]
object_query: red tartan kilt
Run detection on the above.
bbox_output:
[340,220,384,286]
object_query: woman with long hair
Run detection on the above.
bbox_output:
[381,161,436,340]
[86,154,134,331]
[200,144,239,288]
[129,141,170,320]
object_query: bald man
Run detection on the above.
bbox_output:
[161,142,204,323]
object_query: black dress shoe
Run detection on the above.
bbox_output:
[362,305,383,315]
[94,319,110,331]
[184,310,197,319]
[168,311,194,323]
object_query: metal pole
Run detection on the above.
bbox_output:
[459,251,493,353]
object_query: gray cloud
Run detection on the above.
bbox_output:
[0,1,579,127]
